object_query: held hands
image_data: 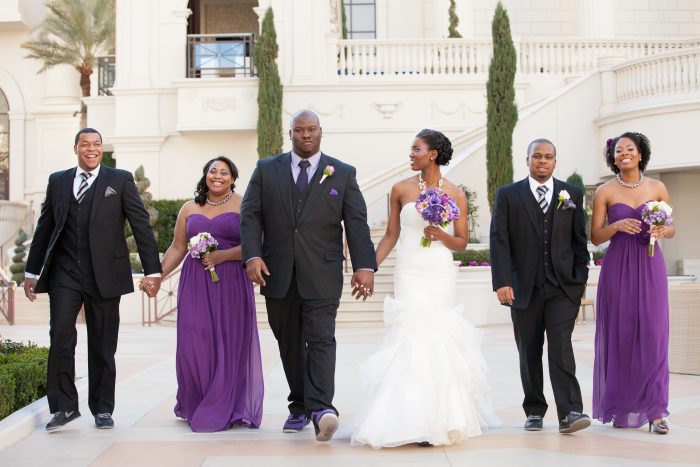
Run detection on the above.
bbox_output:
[423,225,446,243]
[24,278,37,302]
[351,270,374,301]
[245,257,270,287]
[139,277,162,298]
[613,218,642,235]
[496,286,514,306]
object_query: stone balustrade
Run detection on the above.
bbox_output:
[337,38,699,78]
[614,47,700,102]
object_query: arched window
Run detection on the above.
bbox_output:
[0,89,9,200]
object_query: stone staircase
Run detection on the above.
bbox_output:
[254,225,391,325]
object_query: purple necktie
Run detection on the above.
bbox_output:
[296,160,310,192]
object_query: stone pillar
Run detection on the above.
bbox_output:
[598,56,625,115]
[8,112,25,201]
[576,0,614,38]
[457,0,475,38]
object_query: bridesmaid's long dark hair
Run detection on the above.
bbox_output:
[194,156,239,206]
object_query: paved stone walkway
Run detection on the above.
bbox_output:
[0,322,698,466]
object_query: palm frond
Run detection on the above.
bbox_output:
[22,0,115,74]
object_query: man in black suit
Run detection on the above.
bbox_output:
[490,139,590,434]
[241,109,376,442]
[24,128,161,431]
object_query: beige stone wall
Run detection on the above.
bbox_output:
[203,1,258,35]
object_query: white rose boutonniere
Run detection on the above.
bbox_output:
[557,190,576,210]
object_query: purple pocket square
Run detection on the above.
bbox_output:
[329,188,339,196]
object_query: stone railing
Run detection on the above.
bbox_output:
[337,38,699,78]
[614,47,700,102]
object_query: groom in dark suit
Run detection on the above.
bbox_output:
[241,109,376,442]
[490,139,590,434]
[24,128,161,431]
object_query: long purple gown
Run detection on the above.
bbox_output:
[593,203,669,427]
[174,212,264,432]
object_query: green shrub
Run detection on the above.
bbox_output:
[453,249,491,265]
[152,199,189,252]
[0,340,49,420]
[124,198,188,255]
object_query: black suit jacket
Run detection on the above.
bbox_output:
[26,165,161,298]
[240,152,377,300]
[490,177,589,309]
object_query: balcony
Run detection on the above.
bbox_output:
[97,56,115,96]
[187,33,256,79]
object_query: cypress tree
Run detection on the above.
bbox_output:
[340,1,348,39]
[486,2,517,212]
[448,0,462,38]
[254,8,283,159]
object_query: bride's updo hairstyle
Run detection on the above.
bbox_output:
[416,129,453,166]
[194,155,239,206]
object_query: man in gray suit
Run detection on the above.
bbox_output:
[241,109,376,442]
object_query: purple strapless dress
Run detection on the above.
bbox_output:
[174,212,264,432]
[592,203,669,427]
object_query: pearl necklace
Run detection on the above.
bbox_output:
[616,173,645,189]
[418,173,443,192]
[206,190,233,206]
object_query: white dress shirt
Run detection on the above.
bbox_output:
[291,151,321,183]
[74,165,101,199]
[528,176,554,210]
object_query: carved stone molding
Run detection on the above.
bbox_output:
[284,103,345,119]
[372,102,402,119]
[201,97,236,112]
[430,101,484,117]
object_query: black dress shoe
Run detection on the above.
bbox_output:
[524,415,544,431]
[559,411,591,434]
[46,410,81,431]
[94,413,114,429]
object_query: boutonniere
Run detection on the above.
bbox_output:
[319,165,335,184]
[557,189,576,210]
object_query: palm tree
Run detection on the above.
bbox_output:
[22,0,115,129]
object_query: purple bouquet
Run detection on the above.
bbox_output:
[640,201,673,257]
[415,188,460,247]
[188,232,220,281]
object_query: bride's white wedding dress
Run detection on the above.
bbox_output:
[350,202,498,448]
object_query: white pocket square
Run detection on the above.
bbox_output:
[105,186,117,197]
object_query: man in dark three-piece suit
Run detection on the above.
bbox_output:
[241,110,376,442]
[490,139,591,434]
[24,128,161,431]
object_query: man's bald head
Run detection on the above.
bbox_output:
[289,109,322,158]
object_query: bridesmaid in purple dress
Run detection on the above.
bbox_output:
[157,156,264,432]
[591,132,675,434]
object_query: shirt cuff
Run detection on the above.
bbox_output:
[24,272,39,280]
[145,273,161,278]
[356,268,374,272]
[245,257,261,264]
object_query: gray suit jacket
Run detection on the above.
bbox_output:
[240,152,376,299]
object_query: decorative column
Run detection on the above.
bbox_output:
[576,0,614,38]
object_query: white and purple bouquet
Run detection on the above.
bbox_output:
[188,232,220,281]
[640,201,673,257]
[415,188,460,247]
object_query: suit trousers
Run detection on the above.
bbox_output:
[265,270,340,417]
[511,280,583,421]
[47,284,121,415]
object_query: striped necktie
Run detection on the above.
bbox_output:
[76,172,92,203]
[536,185,549,213]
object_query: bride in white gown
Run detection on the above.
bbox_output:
[350,129,498,448]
